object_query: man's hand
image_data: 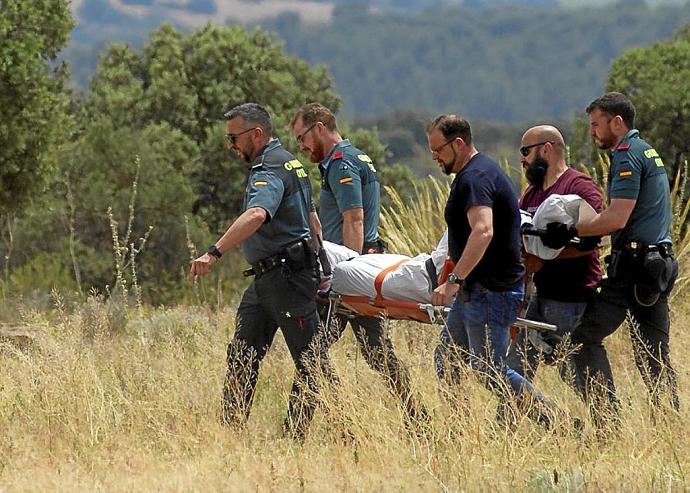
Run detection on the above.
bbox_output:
[188,253,217,283]
[541,222,577,249]
[431,281,460,307]
[524,253,543,276]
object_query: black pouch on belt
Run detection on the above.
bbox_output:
[639,247,672,292]
[634,246,673,306]
[284,238,316,271]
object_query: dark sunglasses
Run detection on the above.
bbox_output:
[226,127,256,144]
[519,141,554,157]
[296,122,318,143]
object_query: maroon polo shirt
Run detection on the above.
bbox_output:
[521,168,603,302]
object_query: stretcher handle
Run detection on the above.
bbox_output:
[520,225,581,244]
[417,303,556,332]
[514,317,557,332]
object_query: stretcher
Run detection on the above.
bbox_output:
[317,251,557,333]
[319,195,596,335]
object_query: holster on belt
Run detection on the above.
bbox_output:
[607,242,676,304]
[246,237,317,278]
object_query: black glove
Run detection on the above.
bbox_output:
[574,235,601,252]
[541,222,577,249]
[520,222,536,235]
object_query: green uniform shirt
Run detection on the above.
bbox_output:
[608,129,671,248]
[241,139,314,264]
[318,139,381,247]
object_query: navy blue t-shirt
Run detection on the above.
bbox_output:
[445,153,525,291]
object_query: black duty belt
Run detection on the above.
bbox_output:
[244,237,314,277]
[621,241,674,258]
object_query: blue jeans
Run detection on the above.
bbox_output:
[506,294,586,382]
[435,283,547,410]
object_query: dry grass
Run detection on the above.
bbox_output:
[0,291,689,491]
[2,173,690,491]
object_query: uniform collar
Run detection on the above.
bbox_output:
[614,129,639,149]
[251,138,282,169]
[320,139,352,170]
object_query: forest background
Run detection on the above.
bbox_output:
[3,0,690,304]
[3,1,690,490]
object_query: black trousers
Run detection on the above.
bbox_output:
[323,311,428,423]
[570,257,679,425]
[222,265,333,439]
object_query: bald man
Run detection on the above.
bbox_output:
[506,125,603,384]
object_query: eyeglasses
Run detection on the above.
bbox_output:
[226,127,256,144]
[296,122,318,143]
[519,141,554,157]
[429,136,458,154]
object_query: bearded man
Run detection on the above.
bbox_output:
[506,125,602,384]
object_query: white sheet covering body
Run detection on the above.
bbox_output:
[325,230,449,303]
[522,194,598,260]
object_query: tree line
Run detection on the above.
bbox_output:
[265,2,690,121]
[1,0,688,303]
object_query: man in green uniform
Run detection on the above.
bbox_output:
[190,103,334,440]
[541,92,679,426]
[291,103,429,427]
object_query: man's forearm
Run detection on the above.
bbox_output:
[215,207,266,254]
[576,198,635,237]
[453,230,492,280]
[342,219,364,253]
[309,211,322,250]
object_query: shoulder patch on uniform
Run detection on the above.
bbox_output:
[253,180,269,186]
[339,176,353,184]
[619,170,633,177]
[332,151,345,160]
[357,154,373,163]
[616,143,631,151]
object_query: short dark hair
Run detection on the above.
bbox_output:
[291,102,338,131]
[223,102,273,135]
[586,92,636,129]
[426,114,472,146]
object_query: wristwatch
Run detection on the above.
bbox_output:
[447,272,463,285]
[207,244,222,259]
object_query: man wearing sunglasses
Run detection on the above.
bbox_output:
[505,125,603,386]
[189,102,335,441]
[428,115,556,427]
[541,92,679,427]
[290,102,430,428]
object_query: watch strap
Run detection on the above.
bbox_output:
[208,244,222,259]
[448,272,462,285]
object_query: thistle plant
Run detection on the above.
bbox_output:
[107,156,153,309]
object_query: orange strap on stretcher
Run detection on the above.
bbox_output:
[373,259,409,304]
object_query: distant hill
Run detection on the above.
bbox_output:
[64,0,690,123]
